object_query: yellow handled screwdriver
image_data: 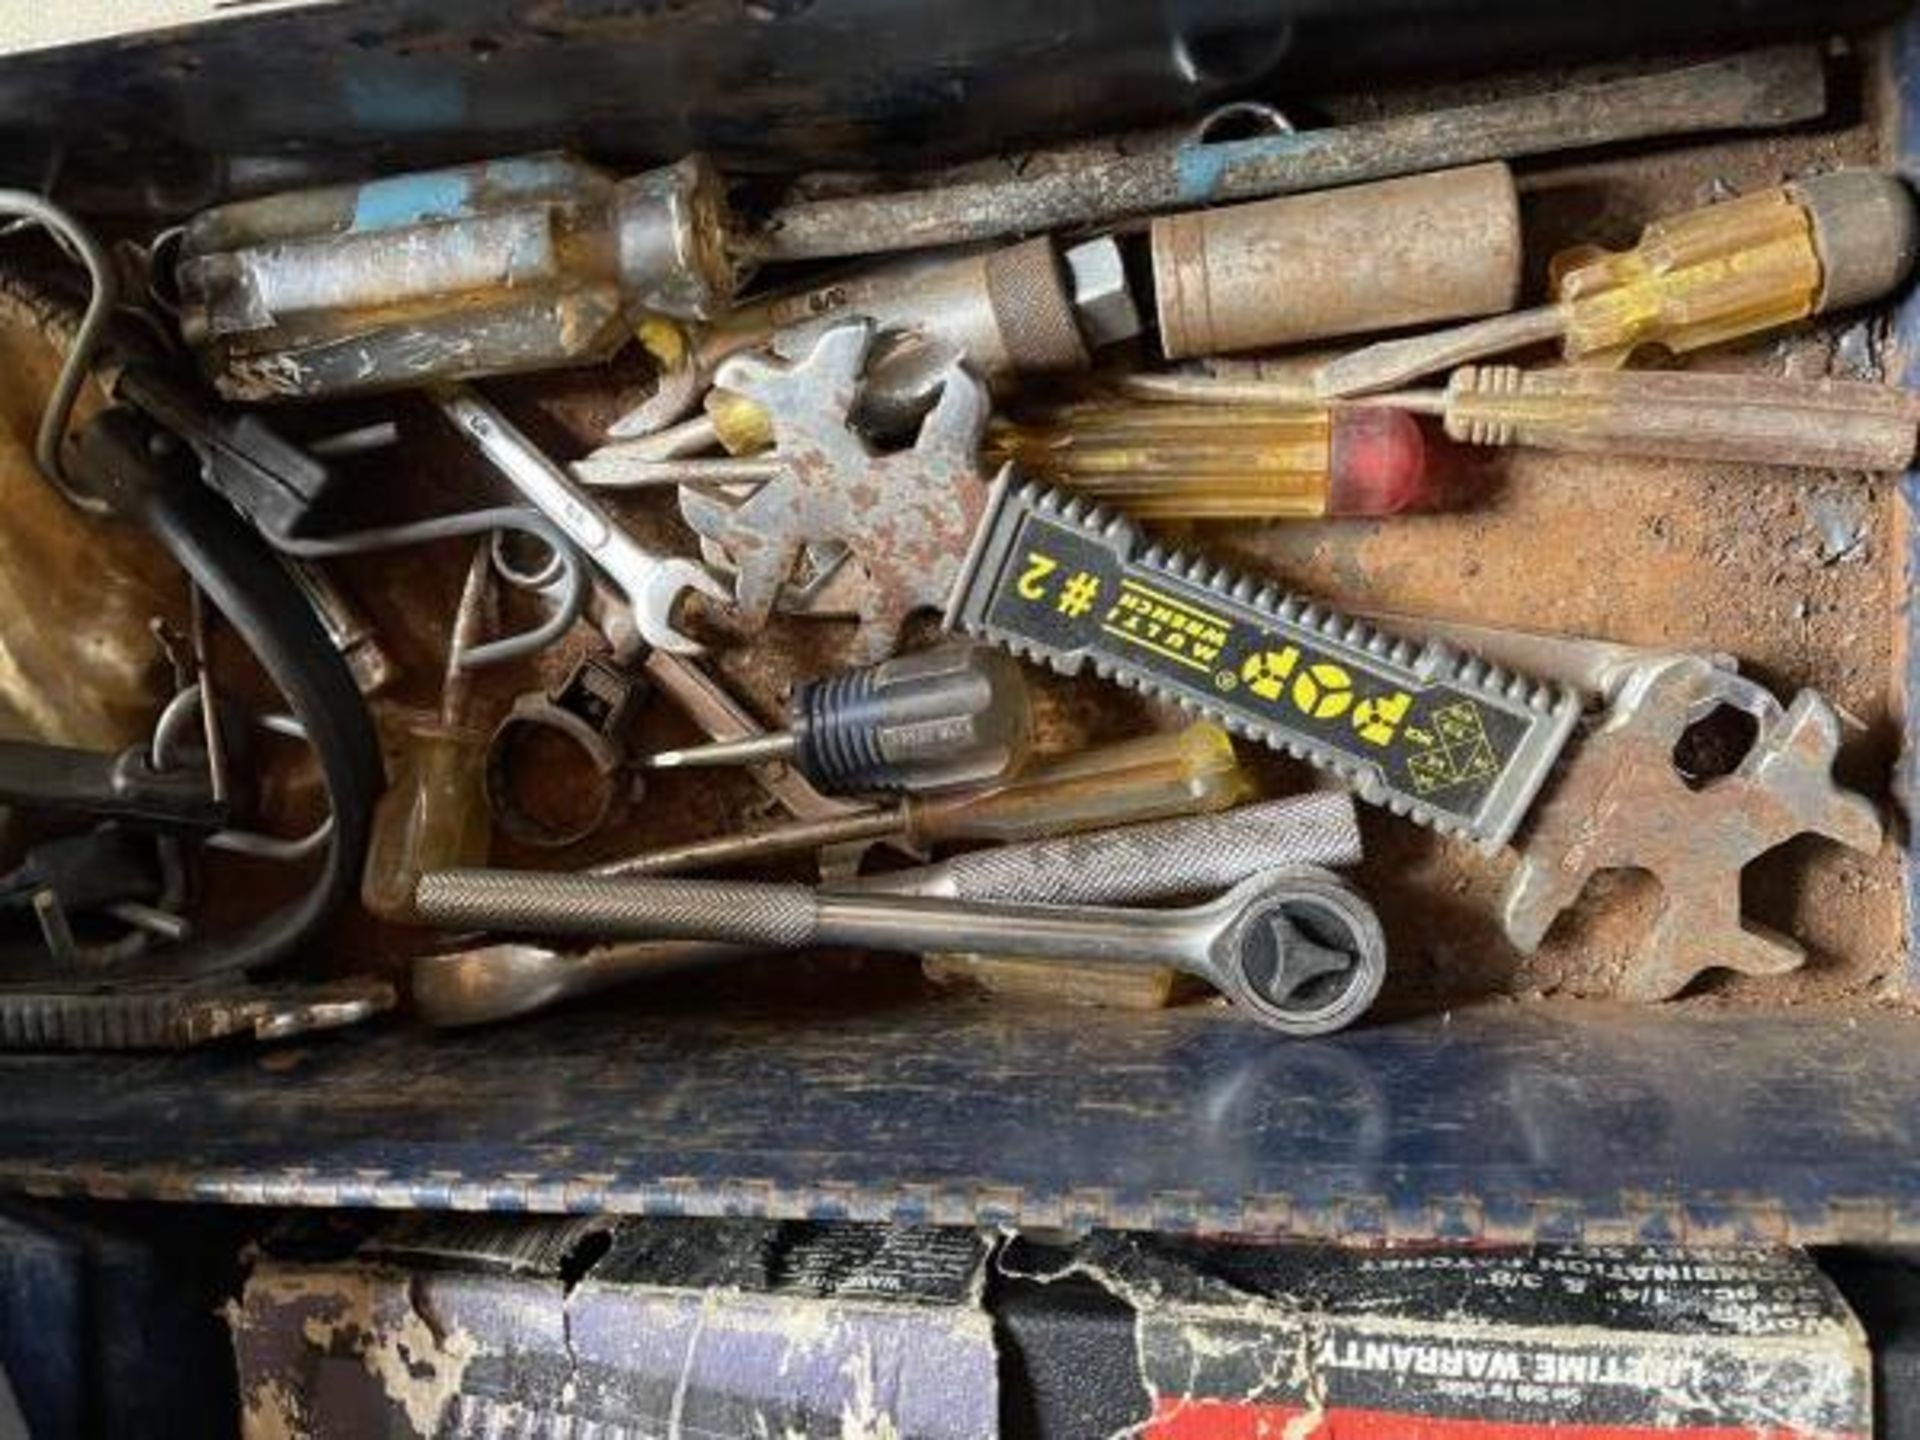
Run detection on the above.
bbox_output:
[984,400,1434,519]
[1314,170,1917,398]
[361,546,496,922]
[577,389,1436,521]
[598,721,1253,876]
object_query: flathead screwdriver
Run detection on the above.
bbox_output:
[1315,170,1918,397]
[646,642,1032,796]
[580,393,1439,522]
[603,721,1251,876]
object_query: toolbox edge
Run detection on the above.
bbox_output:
[0,1003,1917,1245]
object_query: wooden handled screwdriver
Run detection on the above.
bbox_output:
[1369,364,1920,472]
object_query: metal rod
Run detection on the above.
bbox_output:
[571,452,786,491]
[188,584,230,806]
[639,651,864,824]
[647,732,797,769]
[1343,389,1448,415]
[593,808,905,877]
[441,544,496,728]
[1313,305,1566,398]
[280,558,401,696]
[1116,372,1321,406]
[748,47,1824,262]
[606,412,721,457]
[31,889,81,966]
[307,421,400,457]
[103,901,191,942]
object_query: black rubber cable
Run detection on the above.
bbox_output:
[0,225,380,985]
[64,409,383,983]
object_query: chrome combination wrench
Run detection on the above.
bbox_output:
[435,384,727,655]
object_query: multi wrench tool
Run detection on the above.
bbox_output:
[688,321,1881,1000]
[679,321,995,663]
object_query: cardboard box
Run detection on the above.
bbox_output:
[232,1220,1871,1438]
[1055,1236,1871,1438]
[230,1214,996,1438]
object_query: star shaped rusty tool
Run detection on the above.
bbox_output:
[1501,654,1882,1001]
[701,320,993,664]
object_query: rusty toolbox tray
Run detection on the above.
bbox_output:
[0,0,1917,1244]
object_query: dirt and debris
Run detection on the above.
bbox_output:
[405,60,1913,1023]
[10,45,1896,1029]
[1216,92,1911,1014]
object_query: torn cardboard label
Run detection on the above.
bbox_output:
[1074,1237,1869,1439]
[231,1215,996,1439]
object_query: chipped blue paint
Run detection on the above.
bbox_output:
[349,153,588,233]
[352,169,476,232]
[1171,129,1333,205]
[1173,141,1234,204]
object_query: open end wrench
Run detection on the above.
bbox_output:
[414,866,1387,1037]
[435,384,726,655]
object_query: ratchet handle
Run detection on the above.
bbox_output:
[945,475,1581,850]
[417,870,821,946]
[865,792,1363,904]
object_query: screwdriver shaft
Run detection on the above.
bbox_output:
[572,451,785,490]
[649,731,797,769]
[1314,305,1565,397]
[593,807,904,877]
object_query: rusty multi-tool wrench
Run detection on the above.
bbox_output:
[1362,615,1883,1000]
[669,320,993,663]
